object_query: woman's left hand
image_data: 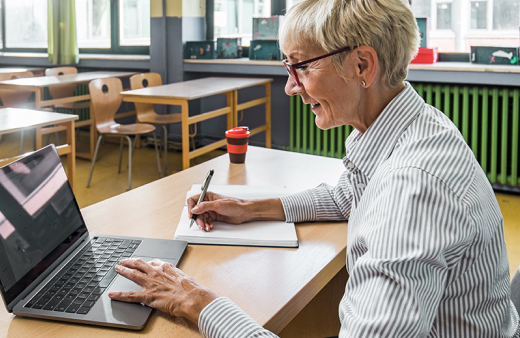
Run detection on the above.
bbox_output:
[108,258,218,324]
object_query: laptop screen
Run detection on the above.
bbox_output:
[0,145,87,308]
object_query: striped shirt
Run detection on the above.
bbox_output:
[199,83,520,337]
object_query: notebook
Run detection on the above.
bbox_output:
[0,145,187,330]
[174,184,298,248]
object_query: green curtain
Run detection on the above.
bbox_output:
[47,0,79,65]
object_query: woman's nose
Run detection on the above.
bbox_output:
[285,76,304,96]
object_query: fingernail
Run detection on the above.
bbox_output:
[192,206,199,212]
[115,265,121,272]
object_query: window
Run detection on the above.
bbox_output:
[493,0,519,29]
[0,0,150,54]
[76,0,150,54]
[214,0,271,46]
[436,3,452,29]
[412,0,520,53]
[119,0,150,46]
[4,0,47,49]
[0,1,3,49]
[76,0,111,48]
[471,1,487,29]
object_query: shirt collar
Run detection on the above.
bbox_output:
[343,82,424,179]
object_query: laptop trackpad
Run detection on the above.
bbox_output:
[108,257,180,293]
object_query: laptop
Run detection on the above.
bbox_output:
[0,144,187,330]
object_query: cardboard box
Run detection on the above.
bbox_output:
[185,41,215,59]
[217,38,243,58]
[410,47,438,64]
[249,40,282,60]
[470,46,519,65]
[253,16,284,40]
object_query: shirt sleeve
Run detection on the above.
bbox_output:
[339,167,474,337]
[280,169,354,223]
[199,297,279,338]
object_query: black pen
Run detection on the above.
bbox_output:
[190,169,214,229]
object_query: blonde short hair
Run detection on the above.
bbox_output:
[279,0,420,88]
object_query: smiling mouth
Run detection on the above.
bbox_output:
[311,103,321,108]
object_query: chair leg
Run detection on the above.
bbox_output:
[118,137,124,173]
[46,133,51,145]
[127,135,137,169]
[55,132,60,146]
[152,132,162,178]
[162,125,168,174]
[126,135,136,190]
[159,127,164,158]
[20,130,24,154]
[87,135,104,188]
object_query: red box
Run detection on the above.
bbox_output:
[410,47,438,64]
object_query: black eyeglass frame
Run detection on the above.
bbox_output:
[283,46,352,87]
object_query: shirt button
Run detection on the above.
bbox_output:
[357,183,365,189]
[347,162,355,168]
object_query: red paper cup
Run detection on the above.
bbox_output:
[225,127,250,163]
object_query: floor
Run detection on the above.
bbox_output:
[0,130,226,208]
[1,130,519,278]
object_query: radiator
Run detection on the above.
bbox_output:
[288,83,520,189]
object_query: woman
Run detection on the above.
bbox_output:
[108,0,520,336]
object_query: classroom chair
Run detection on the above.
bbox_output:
[44,66,90,111]
[129,72,183,174]
[87,77,162,190]
[512,265,520,315]
[0,71,34,108]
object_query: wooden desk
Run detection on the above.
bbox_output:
[0,147,348,337]
[121,77,273,170]
[0,108,78,190]
[0,67,45,76]
[0,71,137,161]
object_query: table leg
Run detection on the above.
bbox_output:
[182,101,190,170]
[65,120,76,191]
[265,83,272,148]
[34,88,42,110]
[35,127,43,149]
[227,91,236,130]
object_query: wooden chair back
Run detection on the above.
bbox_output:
[45,66,78,99]
[0,71,34,107]
[129,73,162,121]
[88,77,123,132]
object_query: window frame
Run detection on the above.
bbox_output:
[0,0,48,53]
[0,0,150,55]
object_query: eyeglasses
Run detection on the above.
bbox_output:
[283,46,351,87]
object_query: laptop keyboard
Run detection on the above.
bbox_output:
[24,237,141,315]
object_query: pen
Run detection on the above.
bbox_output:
[190,169,214,229]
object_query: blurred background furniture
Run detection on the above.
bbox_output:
[0,107,77,190]
[130,72,183,175]
[87,77,162,190]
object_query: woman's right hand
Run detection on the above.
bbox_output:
[187,192,286,232]
[187,192,251,231]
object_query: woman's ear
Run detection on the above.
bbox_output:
[354,46,378,88]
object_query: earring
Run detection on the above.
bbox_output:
[361,80,366,87]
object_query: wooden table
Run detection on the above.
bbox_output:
[0,108,78,190]
[0,146,348,337]
[0,71,137,160]
[0,67,45,76]
[121,77,273,170]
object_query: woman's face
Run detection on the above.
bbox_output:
[284,45,360,130]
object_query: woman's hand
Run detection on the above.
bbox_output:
[187,192,286,232]
[107,258,218,325]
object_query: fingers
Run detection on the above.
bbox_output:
[108,289,146,304]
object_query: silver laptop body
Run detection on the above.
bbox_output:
[0,145,187,330]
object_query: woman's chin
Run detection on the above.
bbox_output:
[314,117,334,130]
